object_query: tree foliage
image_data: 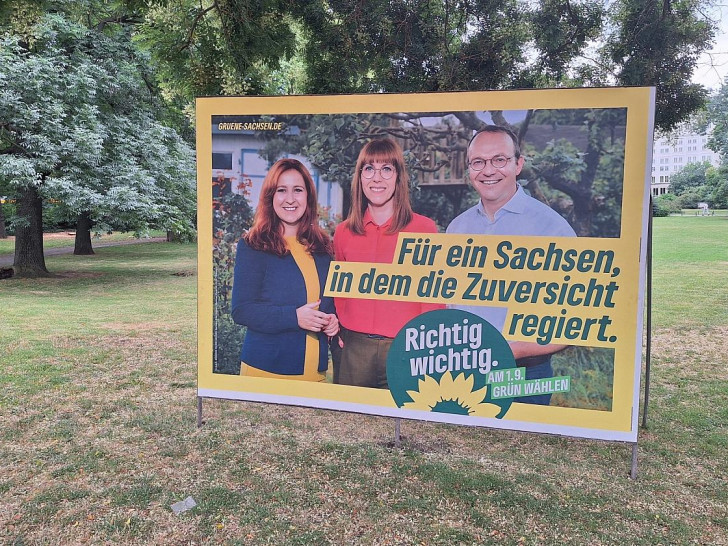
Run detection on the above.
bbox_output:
[521,109,627,236]
[602,0,714,131]
[529,0,604,82]
[0,11,195,274]
[137,0,299,103]
[291,0,531,93]
[697,82,728,209]
[282,0,715,132]
[706,166,728,209]
[212,192,255,374]
[663,159,728,209]
[131,0,719,133]
[707,82,728,159]
[653,193,680,216]
[668,160,712,195]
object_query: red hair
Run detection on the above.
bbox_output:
[244,158,332,257]
[346,138,413,235]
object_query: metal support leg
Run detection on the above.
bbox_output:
[394,418,401,448]
[642,196,654,429]
[630,443,638,480]
[197,396,204,428]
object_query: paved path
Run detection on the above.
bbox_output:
[0,238,167,268]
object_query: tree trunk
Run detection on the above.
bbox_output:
[167,230,184,242]
[571,122,602,237]
[0,200,7,238]
[341,184,352,220]
[74,211,95,255]
[13,185,50,277]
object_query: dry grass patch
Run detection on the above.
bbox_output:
[652,326,728,379]
[3,331,727,545]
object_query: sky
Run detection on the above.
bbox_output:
[691,5,728,91]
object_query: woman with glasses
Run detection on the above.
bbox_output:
[231,158,339,381]
[333,138,443,388]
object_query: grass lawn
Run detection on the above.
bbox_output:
[651,215,728,328]
[1,219,727,545]
[676,209,728,217]
[0,231,166,256]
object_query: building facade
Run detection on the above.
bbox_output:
[651,126,720,196]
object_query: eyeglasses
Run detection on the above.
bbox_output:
[361,164,396,180]
[468,156,513,171]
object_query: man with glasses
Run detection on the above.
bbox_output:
[446,125,576,405]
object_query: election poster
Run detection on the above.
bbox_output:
[197,88,654,442]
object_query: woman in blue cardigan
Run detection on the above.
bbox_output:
[231,158,339,381]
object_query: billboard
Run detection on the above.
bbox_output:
[197,88,654,442]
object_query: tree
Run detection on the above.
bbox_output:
[0,16,103,275]
[668,160,712,195]
[653,193,680,216]
[137,0,299,104]
[61,106,196,254]
[0,13,195,275]
[700,81,728,209]
[665,158,727,210]
[132,0,720,134]
[287,0,715,132]
[678,188,708,208]
[708,80,728,159]
[706,166,728,209]
[529,0,604,82]
[602,0,714,131]
[522,109,627,237]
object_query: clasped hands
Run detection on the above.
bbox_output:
[296,301,339,336]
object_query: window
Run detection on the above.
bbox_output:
[212,152,233,170]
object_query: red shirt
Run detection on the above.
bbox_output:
[333,210,444,338]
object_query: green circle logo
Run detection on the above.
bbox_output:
[387,309,516,419]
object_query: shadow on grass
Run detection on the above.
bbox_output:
[2,242,196,291]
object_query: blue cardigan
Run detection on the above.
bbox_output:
[230,239,335,375]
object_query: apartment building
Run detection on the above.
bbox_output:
[651,126,720,196]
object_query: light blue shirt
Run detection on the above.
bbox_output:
[446,184,576,237]
[445,184,576,330]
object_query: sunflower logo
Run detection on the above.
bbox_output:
[402,372,502,418]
